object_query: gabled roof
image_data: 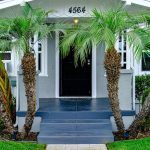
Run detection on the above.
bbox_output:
[0,0,34,9]
[123,0,150,7]
[0,0,150,10]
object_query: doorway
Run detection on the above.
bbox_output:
[59,45,92,97]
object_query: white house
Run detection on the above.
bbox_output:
[0,0,149,144]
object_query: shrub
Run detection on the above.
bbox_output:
[142,88,150,104]
[135,75,150,101]
[135,75,150,130]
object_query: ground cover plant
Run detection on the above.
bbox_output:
[107,138,150,150]
[0,141,46,150]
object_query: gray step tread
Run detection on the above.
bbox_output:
[38,130,113,136]
[38,136,114,144]
[42,119,110,123]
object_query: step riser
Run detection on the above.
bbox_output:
[38,137,114,144]
[42,119,110,124]
[39,130,113,136]
[40,124,112,131]
[40,112,111,119]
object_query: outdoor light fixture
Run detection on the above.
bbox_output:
[73,18,79,24]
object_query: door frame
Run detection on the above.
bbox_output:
[55,31,97,98]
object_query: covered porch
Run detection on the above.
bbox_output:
[17,98,135,144]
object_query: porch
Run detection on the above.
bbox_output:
[17,98,135,144]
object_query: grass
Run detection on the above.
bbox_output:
[0,141,46,150]
[107,138,150,150]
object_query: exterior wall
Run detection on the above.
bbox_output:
[110,116,135,131]
[96,44,108,98]
[119,70,133,110]
[18,70,39,111]
[96,43,133,110]
[38,33,56,98]
[18,117,41,132]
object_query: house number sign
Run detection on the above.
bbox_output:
[68,6,86,14]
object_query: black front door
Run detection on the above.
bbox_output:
[59,47,92,97]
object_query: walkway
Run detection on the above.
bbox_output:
[46,144,107,150]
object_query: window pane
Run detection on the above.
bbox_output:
[121,64,126,69]
[124,52,126,62]
[0,53,11,60]
[142,53,150,71]
[38,53,41,72]
[38,43,42,51]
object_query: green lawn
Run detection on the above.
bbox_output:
[107,138,150,150]
[0,141,46,150]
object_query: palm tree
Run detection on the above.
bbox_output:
[60,7,149,132]
[128,28,150,135]
[0,3,51,137]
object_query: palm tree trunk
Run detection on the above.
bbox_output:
[104,48,125,131]
[0,89,15,134]
[128,92,150,134]
[21,52,36,137]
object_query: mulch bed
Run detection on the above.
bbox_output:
[0,131,38,141]
[16,132,38,141]
[113,130,150,141]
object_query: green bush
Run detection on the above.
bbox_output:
[135,75,150,101]
[142,88,150,104]
[135,75,150,130]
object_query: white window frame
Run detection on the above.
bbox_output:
[55,31,96,98]
[0,50,17,76]
[33,34,48,76]
[115,32,131,70]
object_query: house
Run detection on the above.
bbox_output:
[0,0,149,144]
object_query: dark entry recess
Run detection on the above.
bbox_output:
[59,38,92,97]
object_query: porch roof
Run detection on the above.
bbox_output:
[123,0,150,7]
[0,0,150,10]
[0,0,34,9]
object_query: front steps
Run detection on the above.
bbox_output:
[38,112,114,144]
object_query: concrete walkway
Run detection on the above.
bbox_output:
[46,144,107,150]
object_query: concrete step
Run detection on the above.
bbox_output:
[42,119,111,124]
[38,136,114,144]
[39,130,113,136]
[40,123,112,131]
[41,111,112,119]
[38,118,114,144]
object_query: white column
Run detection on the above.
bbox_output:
[33,34,39,71]
[92,42,97,98]
[55,31,59,98]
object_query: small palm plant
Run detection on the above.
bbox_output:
[60,7,150,132]
[0,59,15,134]
[0,3,52,137]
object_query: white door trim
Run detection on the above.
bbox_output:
[55,31,96,98]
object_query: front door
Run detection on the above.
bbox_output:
[59,46,92,97]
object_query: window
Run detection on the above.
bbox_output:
[30,35,47,76]
[0,51,11,60]
[117,31,127,69]
[142,52,150,71]
[0,51,12,73]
